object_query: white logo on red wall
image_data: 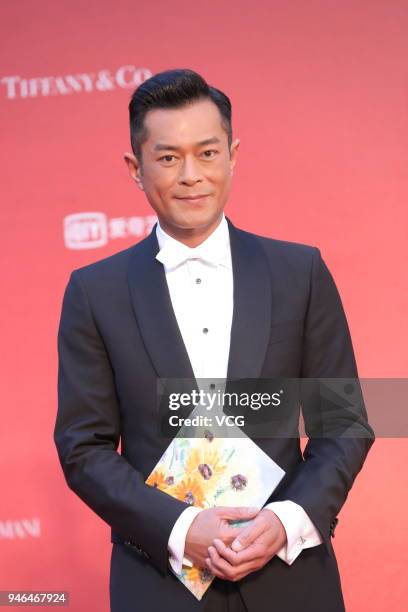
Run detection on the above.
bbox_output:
[0,65,152,100]
[0,518,41,539]
[64,212,157,250]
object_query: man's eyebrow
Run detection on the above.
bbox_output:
[153,137,221,152]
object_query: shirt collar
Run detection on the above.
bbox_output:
[155,213,232,271]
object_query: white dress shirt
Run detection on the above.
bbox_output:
[155,214,323,575]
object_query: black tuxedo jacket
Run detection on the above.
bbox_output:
[54,217,374,612]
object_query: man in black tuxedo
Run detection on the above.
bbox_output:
[54,69,374,612]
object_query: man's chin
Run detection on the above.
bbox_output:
[166,213,223,233]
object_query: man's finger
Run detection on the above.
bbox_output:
[211,538,240,567]
[213,538,264,566]
[230,518,265,552]
[220,520,250,545]
[207,546,261,581]
[206,557,226,581]
[207,545,234,580]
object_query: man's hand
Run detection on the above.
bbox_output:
[184,506,260,568]
[205,508,287,582]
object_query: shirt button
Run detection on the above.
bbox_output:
[202,327,209,334]
[195,278,202,284]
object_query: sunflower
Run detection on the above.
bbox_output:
[146,469,173,490]
[184,565,213,584]
[172,476,205,507]
[184,446,227,490]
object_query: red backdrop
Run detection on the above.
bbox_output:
[1,1,407,610]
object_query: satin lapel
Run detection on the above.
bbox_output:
[226,217,272,382]
[127,226,196,382]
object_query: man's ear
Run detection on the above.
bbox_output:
[229,138,240,175]
[124,152,144,191]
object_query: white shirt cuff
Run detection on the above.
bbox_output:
[264,500,323,565]
[168,506,203,575]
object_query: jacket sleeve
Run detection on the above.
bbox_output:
[54,270,189,575]
[273,247,375,554]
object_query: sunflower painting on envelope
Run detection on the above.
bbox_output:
[146,432,285,600]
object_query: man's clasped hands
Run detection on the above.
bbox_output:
[184,507,287,582]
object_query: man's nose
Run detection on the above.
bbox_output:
[178,156,203,185]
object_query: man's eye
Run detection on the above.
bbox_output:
[159,155,176,163]
[202,149,217,158]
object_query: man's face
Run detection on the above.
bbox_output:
[125,98,240,245]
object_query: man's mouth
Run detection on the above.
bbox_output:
[175,194,210,202]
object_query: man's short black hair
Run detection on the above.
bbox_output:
[128,68,232,162]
